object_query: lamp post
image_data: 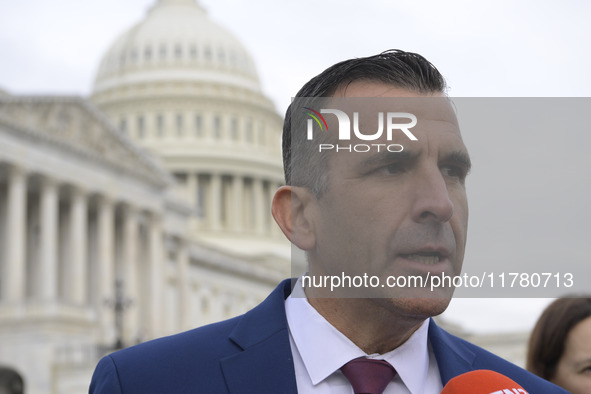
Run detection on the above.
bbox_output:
[105,279,133,350]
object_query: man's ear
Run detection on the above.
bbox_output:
[272,185,317,251]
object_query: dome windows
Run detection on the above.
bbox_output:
[194,114,203,136]
[98,41,256,78]
[245,120,253,143]
[257,124,265,145]
[111,111,275,152]
[230,117,238,140]
[213,116,221,139]
[137,115,145,138]
[174,44,183,59]
[176,113,184,136]
[156,113,164,137]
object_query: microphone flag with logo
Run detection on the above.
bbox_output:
[441,370,528,394]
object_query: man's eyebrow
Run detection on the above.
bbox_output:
[358,150,418,169]
[574,358,591,369]
[442,151,472,173]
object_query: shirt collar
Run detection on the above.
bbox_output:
[285,278,432,393]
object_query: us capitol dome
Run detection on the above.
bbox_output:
[91,0,287,254]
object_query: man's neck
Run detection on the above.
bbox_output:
[306,296,425,355]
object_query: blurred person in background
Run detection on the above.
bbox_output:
[0,368,24,394]
[527,297,591,393]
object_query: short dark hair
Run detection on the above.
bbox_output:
[282,49,447,195]
[526,297,591,380]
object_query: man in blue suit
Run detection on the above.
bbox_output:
[90,50,566,393]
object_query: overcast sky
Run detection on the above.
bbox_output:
[1,0,590,334]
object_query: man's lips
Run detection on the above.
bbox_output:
[397,246,452,265]
[399,252,442,265]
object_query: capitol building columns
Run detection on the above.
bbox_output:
[208,173,222,231]
[179,171,284,236]
[66,185,88,305]
[253,178,265,234]
[120,204,140,343]
[175,237,191,332]
[95,195,116,346]
[183,171,282,236]
[38,176,58,302]
[91,198,170,345]
[2,165,27,303]
[147,212,165,339]
[231,175,244,232]
[0,165,174,321]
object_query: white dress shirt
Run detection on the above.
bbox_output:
[285,279,443,393]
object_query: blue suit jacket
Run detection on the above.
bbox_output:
[90,279,566,393]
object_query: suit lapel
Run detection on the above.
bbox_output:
[220,279,298,394]
[428,318,476,385]
[221,283,475,392]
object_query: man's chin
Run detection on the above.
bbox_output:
[373,296,452,321]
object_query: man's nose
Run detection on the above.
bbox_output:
[410,169,454,223]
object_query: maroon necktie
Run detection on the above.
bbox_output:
[341,357,396,394]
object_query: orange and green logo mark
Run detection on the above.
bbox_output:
[303,107,328,132]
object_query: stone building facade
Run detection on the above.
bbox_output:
[0,1,291,393]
